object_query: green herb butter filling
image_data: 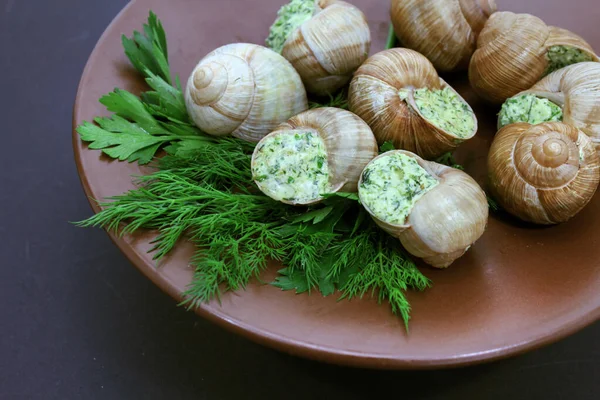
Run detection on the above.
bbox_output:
[410,87,475,138]
[545,45,594,75]
[252,131,330,203]
[359,153,439,225]
[498,94,563,128]
[266,0,316,53]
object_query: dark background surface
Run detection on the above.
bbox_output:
[1,0,599,398]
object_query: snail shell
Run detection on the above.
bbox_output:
[251,107,378,205]
[509,62,600,151]
[348,48,478,160]
[390,0,497,72]
[358,150,489,268]
[278,0,371,96]
[184,43,308,142]
[469,12,599,104]
[488,122,600,224]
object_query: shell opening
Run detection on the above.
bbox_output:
[189,63,228,106]
[545,46,594,76]
[401,87,476,138]
[498,95,563,129]
[252,130,330,203]
[359,153,439,225]
[265,0,317,53]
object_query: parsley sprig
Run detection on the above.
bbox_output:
[76,12,432,329]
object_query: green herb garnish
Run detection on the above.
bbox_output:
[75,11,432,329]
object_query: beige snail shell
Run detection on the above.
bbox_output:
[469,11,599,104]
[251,107,378,206]
[348,48,478,160]
[271,0,371,96]
[503,62,600,151]
[390,0,497,72]
[358,150,489,268]
[184,43,308,143]
[488,122,600,224]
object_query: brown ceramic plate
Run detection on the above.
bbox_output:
[73,0,600,369]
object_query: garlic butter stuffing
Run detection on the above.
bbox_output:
[349,48,477,160]
[358,150,489,269]
[497,63,600,149]
[252,131,330,203]
[251,108,378,205]
[498,95,563,129]
[546,46,595,75]
[359,153,439,225]
[266,0,371,95]
[469,12,599,103]
[266,0,315,53]
[409,88,476,139]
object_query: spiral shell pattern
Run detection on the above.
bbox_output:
[185,43,308,142]
[488,122,600,224]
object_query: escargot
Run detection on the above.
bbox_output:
[498,62,600,151]
[390,0,497,72]
[488,122,600,225]
[184,43,308,143]
[469,11,599,104]
[251,107,378,205]
[358,150,488,268]
[266,0,371,96]
[348,48,478,160]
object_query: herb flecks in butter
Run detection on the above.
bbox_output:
[266,0,316,53]
[498,94,563,128]
[412,87,475,138]
[252,131,330,203]
[546,45,594,76]
[359,153,439,225]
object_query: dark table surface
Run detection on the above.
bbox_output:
[1,0,599,398]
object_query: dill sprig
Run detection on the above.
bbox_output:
[77,152,431,327]
[75,11,433,329]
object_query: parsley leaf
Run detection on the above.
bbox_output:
[77,120,174,163]
[122,11,171,83]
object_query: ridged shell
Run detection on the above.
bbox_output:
[469,12,599,104]
[348,48,477,160]
[281,0,371,96]
[514,62,600,151]
[185,43,308,142]
[488,122,600,224]
[390,0,497,72]
[358,150,489,268]
[251,107,378,205]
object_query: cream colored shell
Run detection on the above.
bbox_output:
[281,0,371,96]
[358,150,489,269]
[348,48,477,160]
[390,0,497,72]
[184,43,308,143]
[251,107,379,205]
[469,12,599,104]
[488,122,600,224]
[510,62,600,151]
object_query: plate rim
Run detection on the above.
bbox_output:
[71,0,600,370]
